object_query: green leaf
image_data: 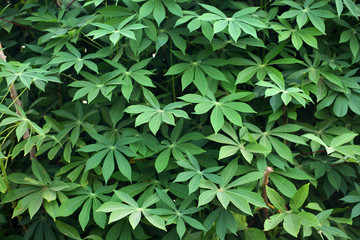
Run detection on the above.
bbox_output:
[198,190,217,206]
[143,213,166,230]
[97,202,131,212]
[165,63,189,75]
[176,217,186,239]
[156,188,176,210]
[264,213,286,231]
[102,151,114,183]
[28,190,44,219]
[149,113,162,134]
[16,121,27,141]
[210,105,224,133]
[227,171,263,188]
[31,159,51,184]
[129,211,141,229]
[296,212,320,227]
[2,186,38,203]
[143,87,159,109]
[289,183,309,211]
[330,133,357,148]
[220,158,237,184]
[57,195,88,217]
[155,148,171,173]
[226,191,251,215]
[79,198,92,230]
[229,189,267,208]
[114,151,132,181]
[351,202,360,218]
[55,221,81,240]
[320,71,343,88]
[236,66,258,84]
[266,186,286,211]
[85,149,109,171]
[183,216,206,230]
[268,137,293,163]
[219,145,239,159]
[245,227,266,240]
[283,213,301,237]
[270,173,297,198]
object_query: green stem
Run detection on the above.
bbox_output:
[81,32,104,48]
[7,87,27,110]
[0,125,17,136]
[60,72,79,82]
[0,87,27,120]
[1,125,16,146]
[0,81,14,105]
[0,157,9,190]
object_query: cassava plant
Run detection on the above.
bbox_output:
[0,0,360,239]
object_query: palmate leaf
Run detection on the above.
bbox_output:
[52,101,97,149]
[3,160,70,219]
[125,88,189,134]
[277,0,335,34]
[174,152,223,193]
[138,0,183,26]
[198,185,266,214]
[235,45,301,85]
[154,188,205,238]
[271,19,322,50]
[198,4,267,41]
[88,15,146,45]
[335,0,360,18]
[165,51,228,95]
[78,133,138,181]
[257,80,313,107]
[48,43,98,74]
[97,191,166,230]
[57,185,113,230]
[69,71,119,102]
[207,122,270,161]
[105,58,155,101]
[180,92,255,133]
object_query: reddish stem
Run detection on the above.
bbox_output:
[247,220,257,228]
[296,150,346,167]
[331,162,346,167]
[284,203,288,211]
[0,18,30,29]
[66,0,76,9]
[295,150,326,157]
[185,36,196,52]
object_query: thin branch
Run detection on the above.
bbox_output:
[295,150,326,157]
[262,166,274,221]
[0,42,36,160]
[65,0,76,9]
[0,18,30,29]
[331,162,347,167]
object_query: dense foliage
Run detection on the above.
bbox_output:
[0,0,360,239]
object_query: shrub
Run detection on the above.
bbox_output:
[0,0,360,239]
